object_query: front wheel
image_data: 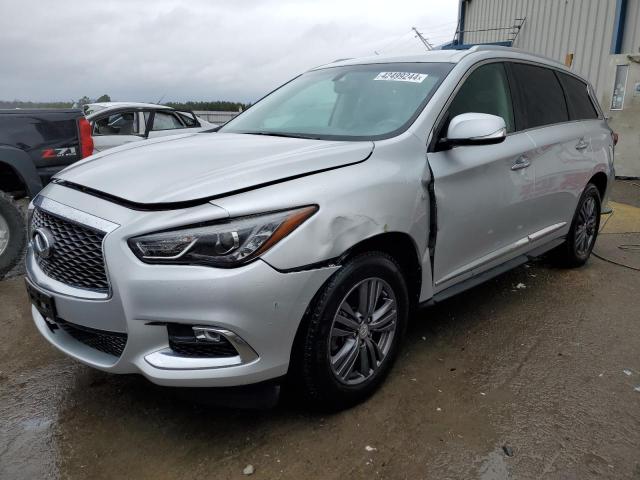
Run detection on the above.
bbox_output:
[291,252,409,410]
[0,191,26,279]
[553,183,601,268]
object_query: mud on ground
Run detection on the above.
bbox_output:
[1,183,639,479]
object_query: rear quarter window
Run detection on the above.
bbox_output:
[510,63,569,130]
[176,112,197,127]
[557,73,599,120]
[152,111,184,130]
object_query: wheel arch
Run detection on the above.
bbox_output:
[336,231,422,310]
[287,232,421,395]
[588,171,608,201]
[0,161,28,198]
[0,146,43,198]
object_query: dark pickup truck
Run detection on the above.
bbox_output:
[0,109,93,277]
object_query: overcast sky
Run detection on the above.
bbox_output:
[0,0,459,103]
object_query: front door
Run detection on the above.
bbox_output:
[427,62,537,291]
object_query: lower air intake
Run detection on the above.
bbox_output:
[57,319,127,357]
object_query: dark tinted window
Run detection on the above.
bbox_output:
[558,73,599,120]
[510,63,568,129]
[447,62,515,132]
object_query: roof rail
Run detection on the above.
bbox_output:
[472,44,514,52]
[467,44,567,68]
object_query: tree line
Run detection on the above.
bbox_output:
[0,96,249,112]
[165,101,250,112]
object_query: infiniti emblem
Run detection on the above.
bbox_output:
[32,227,55,259]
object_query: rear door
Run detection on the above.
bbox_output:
[508,63,595,235]
[428,61,537,291]
[92,110,145,152]
[557,72,611,199]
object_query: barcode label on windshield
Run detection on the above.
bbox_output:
[374,72,428,83]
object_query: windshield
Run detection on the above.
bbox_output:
[221,62,453,140]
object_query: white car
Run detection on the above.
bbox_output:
[84,102,216,153]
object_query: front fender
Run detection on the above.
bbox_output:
[0,146,42,197]
[212,134,434,299]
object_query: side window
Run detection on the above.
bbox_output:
[510,63,568,129]
[152,111,185,130]
[558,73,599,120]
[93,111,138,136]
[447,62,515,133]
[176,111,198,127]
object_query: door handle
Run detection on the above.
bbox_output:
[575,138,589,151]
[511,155,531,171]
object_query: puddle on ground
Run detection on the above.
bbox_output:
[0,360,79,479]
[477,447,510,480]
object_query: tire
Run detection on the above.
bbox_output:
[0,190,26,279]
[552,183,601,268]
[291,251,409,410]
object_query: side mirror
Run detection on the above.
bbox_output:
[443,113,507,148]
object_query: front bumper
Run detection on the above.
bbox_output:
[26,188,337,387]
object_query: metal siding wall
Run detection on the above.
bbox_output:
[623,0,640,53]
[462,0,618,100]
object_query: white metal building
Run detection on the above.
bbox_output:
[451,0,640,177]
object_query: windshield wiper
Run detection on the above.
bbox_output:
[240,131,322,140]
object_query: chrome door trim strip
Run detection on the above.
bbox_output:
[436,237,529,286]
[435,222,567,287]
[527,222,566,242]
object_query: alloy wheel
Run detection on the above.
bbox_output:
[0,213,10,256]
[329,277,398,385]
[575,196,598,256]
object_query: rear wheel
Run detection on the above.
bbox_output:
[0,191,26,279]
[553,183,601,267]
[292,252,408,410]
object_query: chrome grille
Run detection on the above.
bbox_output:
[32,208,109,292]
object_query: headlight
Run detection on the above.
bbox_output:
[128,205,317,267]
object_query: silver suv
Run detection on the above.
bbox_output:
[25,46,614,409]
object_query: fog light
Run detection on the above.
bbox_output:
[193,326,222,343]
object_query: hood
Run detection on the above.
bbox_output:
[56,133,374,208]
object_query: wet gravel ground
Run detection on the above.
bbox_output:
[2,248,640,479]
[4,198,28,280]
[1,183,639,479]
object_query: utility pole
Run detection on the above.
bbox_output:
[412,27,433,51]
